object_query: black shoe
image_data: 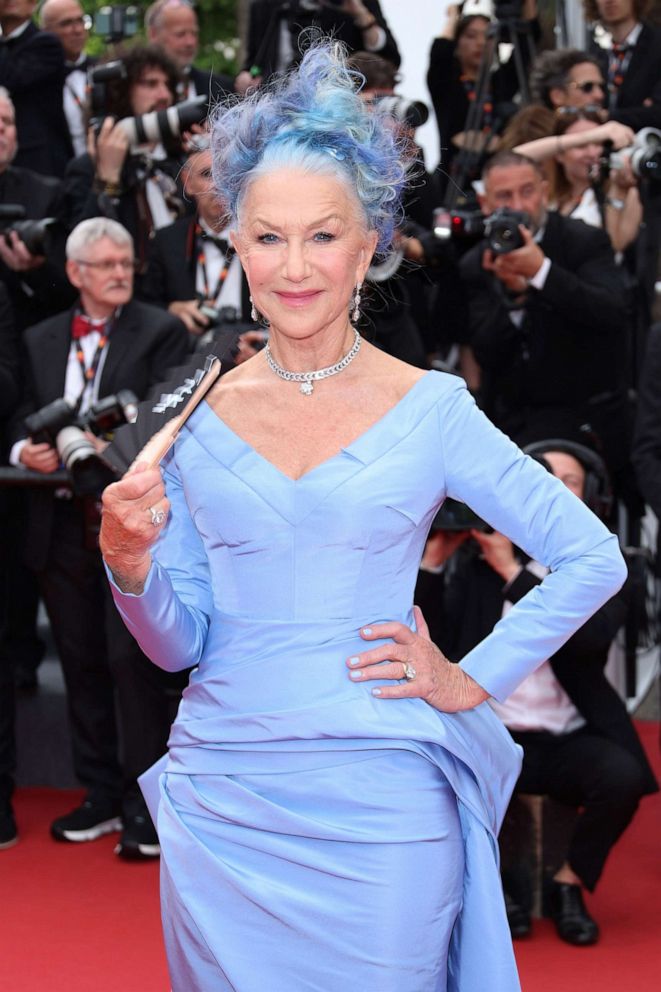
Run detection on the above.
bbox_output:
[546,880,599,946]
[0,801,18,850]
[114,813,160,860]
[504,891,531,939]
[51,799,122,843]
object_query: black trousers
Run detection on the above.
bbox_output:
[511,726,648,891]
[37,499,187,818]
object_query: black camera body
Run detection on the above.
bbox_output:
[24,392,138,497]
[0,204,59,257]
[433,206,530,254]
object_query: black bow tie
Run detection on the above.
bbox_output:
[199,230,229,254]
[65,59,89,76]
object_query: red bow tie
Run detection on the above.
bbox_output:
[71,314,105,340]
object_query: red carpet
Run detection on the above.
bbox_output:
[1,722,659,991]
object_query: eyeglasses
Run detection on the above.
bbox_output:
[53,15,92,30]
[569,80,605,94]
[74,259,136,273]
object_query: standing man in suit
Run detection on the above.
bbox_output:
[0,0,69,177]
[40,0,92,161]
[459,151,632,499]
[9,218,189,857]
[145,0,234,105]
[235,0,400,95]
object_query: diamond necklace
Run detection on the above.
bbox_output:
[264,329,361,396]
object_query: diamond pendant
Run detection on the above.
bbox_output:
[300,381,314,396]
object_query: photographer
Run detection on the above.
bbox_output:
[459,151,632,492]
[235,0,400,94]
[39,0,93,161]
[0,86,74,331]
[514,110,642,255]
[8,217,189,858]
[139,143,262,360]
[422,433,657,945]
[64,44,190,280]
[426,1,539,182]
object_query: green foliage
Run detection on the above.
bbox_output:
[80,1,240,74]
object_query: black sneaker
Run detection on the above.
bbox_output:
[114,813,160,860]
[0,801,18,850]
[51,799,122,843]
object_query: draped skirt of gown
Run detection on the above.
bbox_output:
[113,373,624,991]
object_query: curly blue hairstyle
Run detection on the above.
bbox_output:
[210,41,409,255]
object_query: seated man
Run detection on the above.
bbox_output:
[423,434,658,944]
[8,217,189,858]
[459,151,632,499]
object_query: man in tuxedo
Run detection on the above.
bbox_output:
[0,87,74,331]
[9,217,189,857]
[0,0,70,176]
[140,145,254,342]
[40,0,92,161]
[64,44,188,282]
[145,0,234,105]
[235,0,400,95]
[459,151,632,497]
[584,0,661,126]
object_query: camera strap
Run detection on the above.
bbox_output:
[71,313,114,414]
[196,225,235,305]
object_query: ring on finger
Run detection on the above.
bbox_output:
[149,505,166,527]
[402,661,417,682]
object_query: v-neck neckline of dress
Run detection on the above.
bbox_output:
[195,370,435,484]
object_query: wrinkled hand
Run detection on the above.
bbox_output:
[100,463,168,593]
[0,231,45,271]
[346,606,488,711]
[470,529,520,582]
[19,441,60,473]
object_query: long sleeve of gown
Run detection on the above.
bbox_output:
[437,380,627,700]
[106,450,213,672]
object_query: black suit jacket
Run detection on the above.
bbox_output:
[139,214,252,322]
[0,22,70,177]
[460,212,629,462]
[0,165,75,330]
[243,0,400,77]
[188,65,234,107]
[419,553,658,795]
[591,22,661,131]
[12,299,188,569]
[632,323,661,533]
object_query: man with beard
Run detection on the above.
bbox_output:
[64,44,188,283]
[8,217,189,856]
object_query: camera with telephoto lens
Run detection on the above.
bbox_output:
[0,204,60,256]
[24,392,138,497]
[432,206,530,254]
[89,61,208,149]
[607,127,661,183]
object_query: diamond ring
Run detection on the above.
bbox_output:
[149,506,166,527]
[402,662,417,681]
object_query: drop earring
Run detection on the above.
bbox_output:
[352,283,362,324]
[250,296,258,323]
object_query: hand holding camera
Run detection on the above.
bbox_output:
[19,440,60,474]
[0,228,46,272]
[90,116,131,185]
[168,299,212,335]
[483,224,545,293]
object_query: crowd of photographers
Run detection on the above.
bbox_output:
[0,0,660,956]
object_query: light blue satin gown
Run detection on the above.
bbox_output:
[110,371,625,992]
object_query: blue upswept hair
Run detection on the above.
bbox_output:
[210,40,409,255]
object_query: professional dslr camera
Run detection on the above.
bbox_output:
[0,204,60,256]
[433,206,531,254]
[89,61,208,151]
[607,127,661,183]
[370,95,430,129]
[24,392,138,497]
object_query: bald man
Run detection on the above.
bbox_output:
[40,0,91,158]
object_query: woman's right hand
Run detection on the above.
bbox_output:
[100,464,169,594]
[598,120,635,150]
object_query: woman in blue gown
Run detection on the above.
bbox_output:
[99,42,626,992]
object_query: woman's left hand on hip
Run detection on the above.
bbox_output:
[346,605,489,712]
